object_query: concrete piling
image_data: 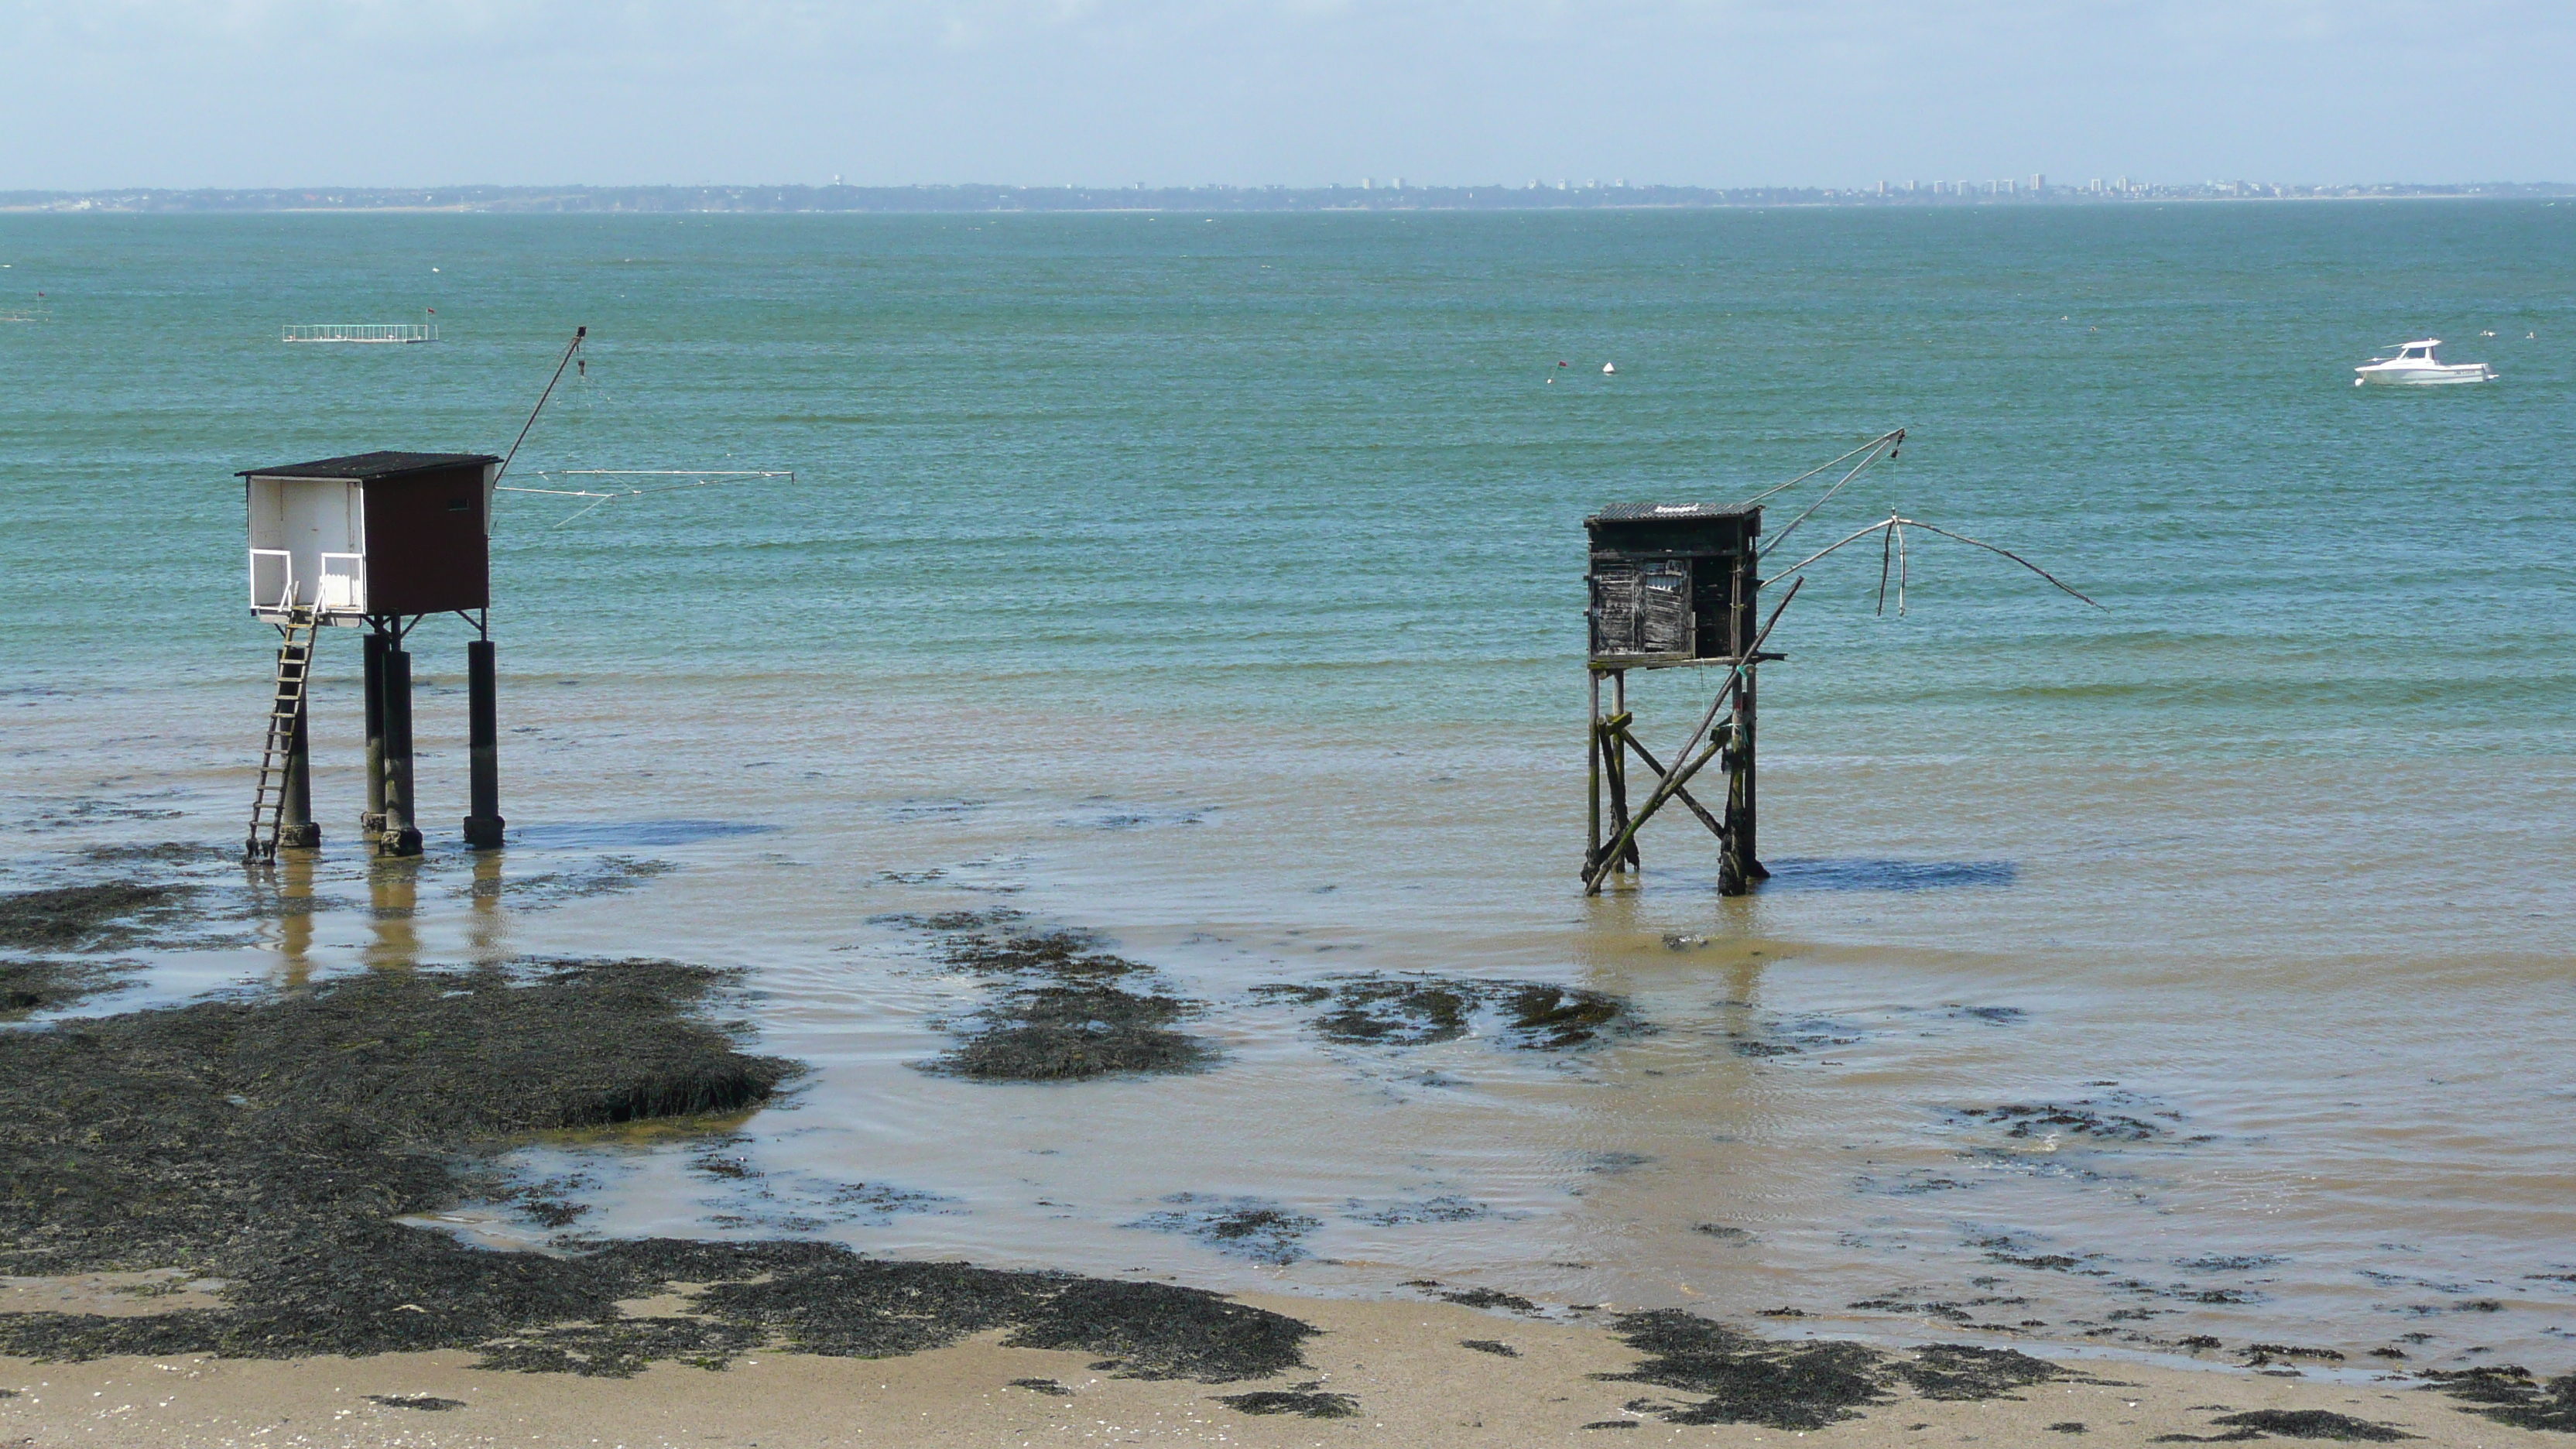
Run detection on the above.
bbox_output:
[463,639,505,848]
[377,646,422,858]
[361,632,388,835]
[278,698,320,849]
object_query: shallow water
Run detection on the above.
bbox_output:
[1,203,2571,1370]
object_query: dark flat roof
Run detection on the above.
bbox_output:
[1585,501,1760,524]
[238,450,499,482]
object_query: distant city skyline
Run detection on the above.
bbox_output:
[6,2,2571,191]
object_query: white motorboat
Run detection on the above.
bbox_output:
[2354,338,2494,386]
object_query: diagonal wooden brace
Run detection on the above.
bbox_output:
[1612,726,1728,844]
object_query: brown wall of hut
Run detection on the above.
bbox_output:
[361,467,489,615]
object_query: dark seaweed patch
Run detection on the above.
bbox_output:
[0,881,187,951]
[1600,1313,2073,1430]
[1309,978,1476,1045]
[1887,1344,2061,1400]
[1129,1197,1319,1266]
[1011,1377,1073,1396]
[1505,985,1623,1048]
[2245,1344,2345,1365]
[1600,1310,1895,1430]
[1955,1103,2170,1142]
[0,958,793,1280]
[920,925,1213,1082]
[1461,1339,1519,1357]
[933,983,1208,1081]
[1255,973,1638,1052]
[2193,1409,2416,1441]
[1442,1287,1541,1314]
[80,843,235,867]
[1214,1390,1358,1418]
[2421,1366,2576,1433]
[368,1394,466,1410]
[1345,1194,1492,1226]
[0,957,137,1016]
[0,957,1315,1382]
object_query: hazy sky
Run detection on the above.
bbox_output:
[6,2,2570,190]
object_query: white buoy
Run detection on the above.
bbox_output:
[1602,361,1616,374]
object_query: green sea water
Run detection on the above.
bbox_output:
[2,203,2571,1368]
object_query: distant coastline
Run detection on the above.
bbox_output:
[2,180,2569,215]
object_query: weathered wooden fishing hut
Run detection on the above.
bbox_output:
[242,450,509,859]
[1583,501,1776,896]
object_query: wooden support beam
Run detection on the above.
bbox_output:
[1605,671,1636,872]
[1611,727,1726,843]
[1586,671,1602,872]
[1582,578,1801,896]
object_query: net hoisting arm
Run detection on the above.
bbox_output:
[495,470,799,527]
[495,327,587,488]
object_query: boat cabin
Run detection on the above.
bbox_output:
[2393,339,2443,361]
[1585,502,1762,666]
[242,451,501,622]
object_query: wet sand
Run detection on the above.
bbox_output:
[0,1295,2558,1447]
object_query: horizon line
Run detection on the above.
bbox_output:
[5,179,2570,217]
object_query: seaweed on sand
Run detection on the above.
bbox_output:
[1214,1389,1359,1418]
[2153,1409,2419,1441]
[1598,1311,2071,1431]
[0,881,187,951]
[0,957,135,1016]
[920,922,1214,1081]
[1600,1310,1893,1430]
[2420,1367,2576,1433]
[0,955,1314,1382]
[1255,973,1638,1052]
[1129,1197,1321,1266]
[0,958,791,1289]
[1886,1344,2062,1400]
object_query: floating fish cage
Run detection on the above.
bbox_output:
[1584,502,1763,666]
[281,324,438,344]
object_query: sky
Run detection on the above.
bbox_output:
[5,1,2571,190]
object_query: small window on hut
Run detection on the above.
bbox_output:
[447,497,473,512]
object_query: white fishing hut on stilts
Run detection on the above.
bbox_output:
[242,450,508,860]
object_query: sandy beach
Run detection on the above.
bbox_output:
[0,1293,2562,1447]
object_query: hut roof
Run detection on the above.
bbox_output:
[1584,501,1759,526]
[238,451,500,483]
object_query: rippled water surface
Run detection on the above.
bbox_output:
[2,203,2571,1369]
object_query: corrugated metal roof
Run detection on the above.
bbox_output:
[1584,501,1759,524]
[238,451,499,482]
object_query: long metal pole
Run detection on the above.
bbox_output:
[495,327,587,487]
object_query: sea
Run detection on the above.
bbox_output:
[2,200,2571,1372]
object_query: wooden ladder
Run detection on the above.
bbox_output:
[245,607,320,862]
